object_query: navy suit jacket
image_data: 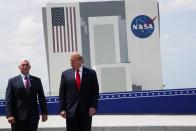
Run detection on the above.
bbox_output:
[59,66,99,118]
[5,75,47,121]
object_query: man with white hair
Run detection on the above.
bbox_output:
[5,59,48,131]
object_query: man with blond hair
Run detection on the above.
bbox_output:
[59,53,99,131]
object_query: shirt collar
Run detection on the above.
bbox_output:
[74,65,83,72]
[21,74,30,79]
[78,66,83,72]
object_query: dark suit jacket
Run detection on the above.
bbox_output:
[5,75,47,121]
[59,66,99,118]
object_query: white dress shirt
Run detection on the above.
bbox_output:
[21,74,31,87]
[74,66,83,80]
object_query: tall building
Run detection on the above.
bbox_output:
[42,0,162,96]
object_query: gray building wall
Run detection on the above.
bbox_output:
[118,17,129,63]
[79,1,127,67]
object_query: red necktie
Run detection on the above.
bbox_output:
[76,70,81,90]
[24,76,30,90]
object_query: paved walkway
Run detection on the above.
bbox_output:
[1,115,196,129]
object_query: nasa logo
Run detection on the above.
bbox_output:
[131,15,157,38]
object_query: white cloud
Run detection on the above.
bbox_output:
[13,16,43,46]
[161,33,196,54]
[0,15,44,62]
[161,33,196,89]
[0,1,49,98]
[159,0,196,14]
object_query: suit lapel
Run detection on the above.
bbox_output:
[70,69,78,90]
[17,75,30,93]
[29,75,33,91]
[80,67,88,88]
[18,75,25,89]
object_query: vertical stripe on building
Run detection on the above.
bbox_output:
[73,7,78,52]
[66,7,70,52]
[70,7,74,52]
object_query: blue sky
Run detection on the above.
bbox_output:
[0,0,196,98]
[159,0,196,88]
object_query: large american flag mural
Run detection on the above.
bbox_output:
[51,7,78,53]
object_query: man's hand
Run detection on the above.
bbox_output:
[60,111,66,119]
[7,116,15,124]
[42,115,48,122]
[89,107,96,117]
